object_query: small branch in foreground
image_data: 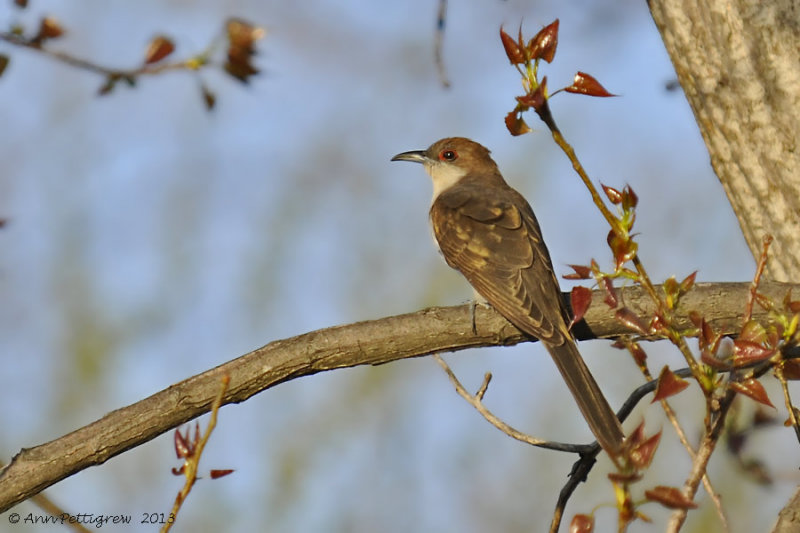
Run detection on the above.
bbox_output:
[163,375,230,533]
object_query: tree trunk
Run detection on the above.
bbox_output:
[649,0,800,282]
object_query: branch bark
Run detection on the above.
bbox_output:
[0,281,796,513]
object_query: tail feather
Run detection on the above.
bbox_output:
[543,339,624,456]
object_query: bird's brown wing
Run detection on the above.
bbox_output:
[430,180,570,345]
[431,179,625,455]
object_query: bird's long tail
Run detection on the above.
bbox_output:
[543,339,625,458]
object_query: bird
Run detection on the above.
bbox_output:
[391,137,624,457]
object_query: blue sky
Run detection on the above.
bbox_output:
[0,1,788,532]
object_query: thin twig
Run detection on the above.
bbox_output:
[667,388,735,533]
[434,0,450,88]
[0,31,207,80]
[162,375,230,533]
[743,235,773,324]
[432,354,591,453]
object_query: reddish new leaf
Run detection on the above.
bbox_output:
[201,84,216,111]
[607,230,638,269]
[644,486,698,510]
[569,286,592,329]
[144,35,175,64]
[652,366,689,402]
[601,277,618,308]
[607,471,642,484]
[601,184,622,204]
[564,71,616,97]
[739,320,767,344]
[621,185,639,211]
[563,264,592,280]
[37,16,64,41]
[225,18,265,84]
[174,428,190,459]
[730,378,774,408]
[615,308,648,335]
[629,430,662,470]
[504,110,531,136]
[210,469,235,479]
[569,513,594,533]
[754,292,773,311]
[680,271,697,293]
[500,26,524,64]
[528,19,559,63]
[732,339,775,366]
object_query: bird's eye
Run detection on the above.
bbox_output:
[440,150,458,161]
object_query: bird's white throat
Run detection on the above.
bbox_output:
[425,162,468,202]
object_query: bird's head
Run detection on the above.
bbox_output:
[391,137,500,200]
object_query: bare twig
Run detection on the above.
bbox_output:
[432,354,589,452]
[163,375,230,533]
[434,0,450,88]
[0,31,208,80]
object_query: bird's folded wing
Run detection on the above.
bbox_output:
[431,183,570,345]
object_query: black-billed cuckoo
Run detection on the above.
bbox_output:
[392,137,624,456]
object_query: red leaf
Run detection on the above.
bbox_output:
[621,185,639,211]
[607,471,642,483]
[201,84,216,111]
[37,16,64,41]
[754,292,773,311]
[601,184,622,204]
[601,277,618,308]
[563,264,592,280]
[569,513,594,533]
[500,26,525,64]
[569,286,592,328]
[174,428,190,459]
[504,110,531,136]
[680,271,697,293]
[739,320,767,344]
[629,430,662,470]
[564,72,616,97]
[645,486,698,510]
[730,378,774,408]
[615,308,648,335]
[652,366,689,402]
[732,339,775,366]
[607,230,638,269]
[528,19,559,63]
[210,469,235,479]
[144,35,175,64]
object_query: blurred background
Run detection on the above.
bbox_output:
[0,0,791,531]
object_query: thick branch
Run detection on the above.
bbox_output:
[0,281,796,512]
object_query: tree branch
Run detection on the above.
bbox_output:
[0,281,796,512]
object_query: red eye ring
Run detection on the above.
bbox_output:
[440,150,457,161]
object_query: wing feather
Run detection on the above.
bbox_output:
[431,179,569,345]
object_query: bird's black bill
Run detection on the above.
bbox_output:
[391,150,428,163]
